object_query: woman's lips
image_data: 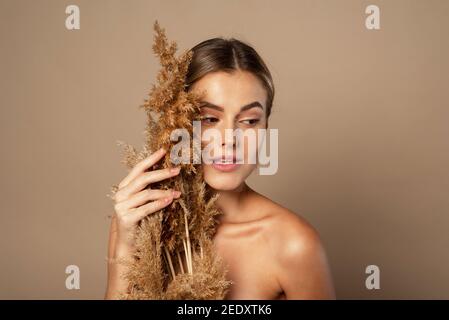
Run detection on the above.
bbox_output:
[211,161,240,172]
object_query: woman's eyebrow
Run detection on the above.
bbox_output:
[241,101,263,112]
[199,101,263,112]
[199,101,224,112]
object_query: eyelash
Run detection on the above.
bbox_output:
[201,116,219,124]
[200,117,260,126]
[241,119,260,125]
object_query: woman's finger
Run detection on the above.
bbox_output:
[115,188,181,213]
[115,167,181,202]
[128,196,175,223]
[117,147,167,189]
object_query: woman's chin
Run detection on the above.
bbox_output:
[204,173,244,191]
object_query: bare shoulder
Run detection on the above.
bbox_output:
[250,190,323,252]
[250,190,335,298]
[271,208,325,265]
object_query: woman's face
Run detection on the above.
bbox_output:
[190,70,268,191]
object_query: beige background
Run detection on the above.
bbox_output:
[1,0,448,299]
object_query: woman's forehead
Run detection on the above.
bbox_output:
[192,71,267,112]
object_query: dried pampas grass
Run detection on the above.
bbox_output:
[109,21,232,299]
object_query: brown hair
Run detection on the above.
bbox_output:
[185,38,275,118]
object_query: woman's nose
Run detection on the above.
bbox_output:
[219,119,236,148]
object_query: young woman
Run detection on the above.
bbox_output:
[105,38,336,300]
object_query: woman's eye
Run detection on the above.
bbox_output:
[201,116,219,124]
[240,119,260,125]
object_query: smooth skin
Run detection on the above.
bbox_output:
[105,70,336,300]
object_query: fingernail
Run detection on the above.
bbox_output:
[172,190,181,198]
[170,166,180,174]
[164,196,172,203]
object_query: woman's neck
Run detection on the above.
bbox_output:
[214,182,251,224]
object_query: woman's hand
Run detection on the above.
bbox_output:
[105,147,181,299]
